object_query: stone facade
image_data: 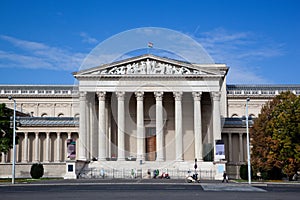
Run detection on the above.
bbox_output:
[0,55,299,179]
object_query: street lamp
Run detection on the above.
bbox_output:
[8,96,16,184]
[246,97,251,185]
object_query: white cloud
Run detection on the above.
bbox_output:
[193,28,284,83]
[0,35,86,71]
[79,32,98,44]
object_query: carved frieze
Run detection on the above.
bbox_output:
[90,59,206,75]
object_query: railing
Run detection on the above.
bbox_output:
[78,168,214,180]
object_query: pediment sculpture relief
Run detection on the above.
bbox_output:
[91,59,207,75]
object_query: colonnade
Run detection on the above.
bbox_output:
[78,90,223,162]
[0,132,76,163]
[222,132,246,163]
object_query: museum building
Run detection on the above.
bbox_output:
[0,54,299,179]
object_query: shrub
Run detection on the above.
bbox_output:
[30,163,44,179]
[240,164,253,180]
[240,164,248,180]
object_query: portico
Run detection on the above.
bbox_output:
[73,54,228,165]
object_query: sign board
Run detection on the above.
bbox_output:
[215,140,225,160]
[67,139,76,159]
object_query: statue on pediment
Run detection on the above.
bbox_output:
[95,59,203,75]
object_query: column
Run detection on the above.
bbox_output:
[116,91,125,161]
[135,91,145,161]
[97,91,106,161]
[78,91,87,161]
[106,97,112,158]
[193,92,203,161]
[55,132,61,162]
[68,132,72,139]
[154,92,164,161]
[45,132,50,162]
[174,92,183,161]
[34,132,39,162]
[212,92,222,161]
[239,133,244,162]
[228,133,233,163]
[23,132,28,163]
[1,152,6,163]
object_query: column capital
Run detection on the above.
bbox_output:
[173,92,183,101]
[96,91,106,101]
[79,91,87,100]
[116,91,125,101]
[211,91,221,101]
[135,91,144,101]
[154,91,164,101]
[192,92,202,101]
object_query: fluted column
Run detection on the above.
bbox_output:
[193,92,203,161]
[23,132,28,163]
[154,92,164,161]
[239,133,244,162]
[45,132,50,162]
[34,132,39,162]
[212,92,222,161]
[55,132,61,162]
[174,92,183,161]
[116,91,125,161]
[97,91,106,161]
[135,91,145,161]
[78,91,87,161]
[228,133,232,163]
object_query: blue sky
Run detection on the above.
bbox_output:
[0,0,299,85]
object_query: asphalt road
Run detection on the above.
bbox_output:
[0,180,299,200]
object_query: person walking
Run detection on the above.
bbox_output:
[222,171,228,183]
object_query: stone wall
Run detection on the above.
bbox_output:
[0,163,66,178]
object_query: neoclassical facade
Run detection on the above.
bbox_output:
[0,54,299,179]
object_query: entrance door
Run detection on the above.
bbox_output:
[146,128,156,161]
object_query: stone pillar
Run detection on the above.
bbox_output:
[78,91,87,161]
[116,91,125,161]
[193,92,203,161]
[23,132,28,163]
[34,132,39,162]
[106,97,112,158]
[97,91,106,161]
[239,133,244,162]
[45,132,50,162]
[174,92,183,161]
[1,152,6,163]
[68,132,72,139]
[55,132,61,162]
[212,92,222,161]
[154,92,164,161]
[135,91,145,161]
[228,133,232,163]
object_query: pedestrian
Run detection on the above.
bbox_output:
[222,171,228,183]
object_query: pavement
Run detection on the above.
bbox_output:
[1,178,300,192]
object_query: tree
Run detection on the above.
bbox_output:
[251,91,300,180]
[0,103,14,153]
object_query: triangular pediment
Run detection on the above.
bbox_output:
[74,54,226,77]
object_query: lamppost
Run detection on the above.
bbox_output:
[8,96,16,184]
[246,97,251,185]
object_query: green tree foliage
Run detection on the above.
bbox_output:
[0,103,13,153]
[251,91,300,179]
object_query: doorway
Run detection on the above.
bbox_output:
[146,127,156,161]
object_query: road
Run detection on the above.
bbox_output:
[0,180,299,200]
